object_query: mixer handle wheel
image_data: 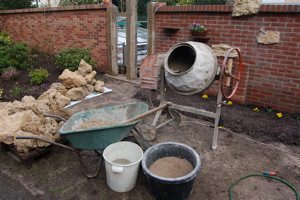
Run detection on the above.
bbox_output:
[219,47,243,99]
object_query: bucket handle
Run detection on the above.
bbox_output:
[112,165,124,173]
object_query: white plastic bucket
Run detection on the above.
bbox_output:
[103,141,143,192]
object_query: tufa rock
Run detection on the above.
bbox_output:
[11,100,51,117]
[257,29,280,44]
[38,88,58,100]
[13,131,38,153]
[58,69,87,89]
[85,70,97,84]
[22,96,36,103]
[0,104,63,153]
[66,87,89,101]
[91,79,97,85]
[40,117,59,136]
[0,110,31,144]
[50,82,68,95]
[77,59,93,76]
[85,84,95,94]
[232,0,261,17]
[94,80,105,93]
[47,91,71,108]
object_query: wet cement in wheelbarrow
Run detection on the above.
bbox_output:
[149,157,193,178]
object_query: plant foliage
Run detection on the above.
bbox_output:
[0,38,31,73]
[55,48,96,71]
[0,32,12,45]
[0,88,3,99]
[190,23,206,32]
[0,0,34,10]
[9,86,23,97]
[1,67,20,81]
[29,68,49,85]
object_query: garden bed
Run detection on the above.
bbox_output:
[0,53,63,102]
[134,89,300,146]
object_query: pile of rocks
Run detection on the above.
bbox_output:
[0,95,67,153]
[58,59,104,101]
[0,60,105,153]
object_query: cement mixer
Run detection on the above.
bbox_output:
[140,41,243,149]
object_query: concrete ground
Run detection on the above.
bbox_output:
[0,78,299,200]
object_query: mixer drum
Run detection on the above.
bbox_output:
[164,41,218,95]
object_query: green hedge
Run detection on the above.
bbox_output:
[55,48,96,71]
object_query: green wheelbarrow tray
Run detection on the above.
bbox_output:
[16,102,149,178]
[59,101,149,150]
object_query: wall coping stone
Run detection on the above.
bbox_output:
[156,4,300,13]
[0,4,108,15]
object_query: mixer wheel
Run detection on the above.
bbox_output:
[219,47,243,99]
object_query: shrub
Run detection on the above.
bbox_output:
[29,68,49,85]
[0,88,3,99]
[55,48,96,71]
[1,66,20,80]
[9,85,23,97]
[0,32,12,46]
[0,42,31,72]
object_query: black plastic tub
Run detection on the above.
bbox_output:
[141,142,201,200]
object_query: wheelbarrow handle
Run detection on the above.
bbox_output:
[123,103,169,124]
[43,114,67,122]
[15,136,76,152]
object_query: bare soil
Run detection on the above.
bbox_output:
[149,156,193,178]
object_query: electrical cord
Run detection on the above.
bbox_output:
[229,173,300,200]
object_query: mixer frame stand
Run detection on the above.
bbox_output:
[152,68,223,150]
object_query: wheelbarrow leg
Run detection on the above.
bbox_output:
[76,150,103,179]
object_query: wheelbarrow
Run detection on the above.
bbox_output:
[16,101,168,178]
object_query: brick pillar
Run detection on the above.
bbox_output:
[106,5,118,75]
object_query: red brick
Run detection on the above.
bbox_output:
[0,8,109,71]
[149,4,300,113]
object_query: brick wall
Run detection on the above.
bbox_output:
[0,4,111,72]
[153,4,300,113]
